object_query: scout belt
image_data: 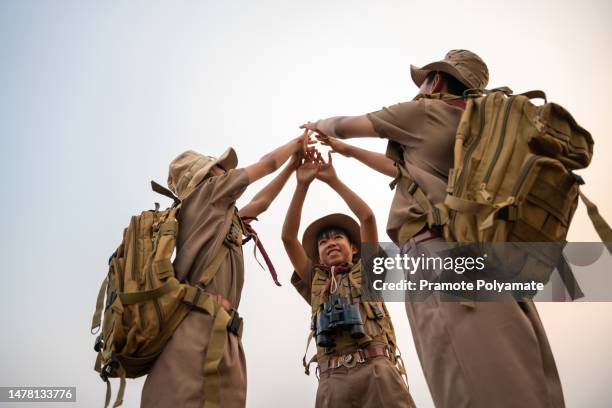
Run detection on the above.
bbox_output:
[318,344,391,373]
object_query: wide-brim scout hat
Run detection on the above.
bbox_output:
[167,148,238,200]
[410,49,489,90]
[302,213,361,262]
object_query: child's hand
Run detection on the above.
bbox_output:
[295,129,316,155]
[288,152,302,171]
[315,151,338,184]
[317,135,352,157]
[296,158,319,185]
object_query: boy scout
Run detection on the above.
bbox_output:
[301,50,565,408]
[281,152,416,408]
[141,134,310,408]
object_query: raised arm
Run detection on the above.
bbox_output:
[238,154,299,219]
[281,160,318,280]
[316,153,378,243]
[317,135,397,178]
[243,131,313,184]
[300,115,377,140]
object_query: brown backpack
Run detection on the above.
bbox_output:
[390,89,612,299]
[91,182,244,407]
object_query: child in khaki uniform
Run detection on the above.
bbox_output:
[282,153,416,408]
[142,134,312,408]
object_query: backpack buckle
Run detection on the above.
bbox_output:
[227,310,243,337]
[94,335,104,353]
[224,222,243,247]
[570,171,585,185]
[100,354,119,381]
[498,205,518,222]
[105,291,117,311]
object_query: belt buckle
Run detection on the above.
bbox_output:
[340,353,357,368]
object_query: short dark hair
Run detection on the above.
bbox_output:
[316,227,353,246]
[425,71,468,97]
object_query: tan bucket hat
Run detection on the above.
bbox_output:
[302,213,361,262]
[167,148,238,200]
[410,49,489,90]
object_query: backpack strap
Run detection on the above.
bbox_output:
[112,365,126,408]
[98,352,126,408]
[151,181,180,207]
[302,331,317,375]
[199,207,242,286]
[91,276,108,334]
[117,278,179,304]
[181,284,244,408]
[579,190,612,253]
[183,207,246,408]
[556,255,584,300]
[390,164,449,244]
[200,246,231,287]
[203,303,233,408]
[520,90,547,103]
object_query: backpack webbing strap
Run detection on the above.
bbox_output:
[394,351,409,385]
[392,164,449,243]
[113,365,126,408]
[200,245,230,287]
[117,278,179,305]
[151,180,180,206]
[444,195,493,216]
[200,207,239,287]
[103,378,111,408]
[302,331,316,375]
[101,363,126,408]
[556,255,584,300]
[182,285,216,315]
[203,304,232,408]
[579,191,612,254]
[91,276,108,333]
[181,285,243,408]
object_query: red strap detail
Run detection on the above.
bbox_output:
[445,99,466,109]
[240,217,281,286]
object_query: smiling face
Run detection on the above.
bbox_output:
[316,227,358,266]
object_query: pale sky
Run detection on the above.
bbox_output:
[1,1,611,407]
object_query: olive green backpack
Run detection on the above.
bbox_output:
[91,181,244,408]
[390,89,612,299]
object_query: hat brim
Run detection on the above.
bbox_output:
[180,147,239,200]
[302,213,361,263]
[215,147,238,172]
[410,61,474,90]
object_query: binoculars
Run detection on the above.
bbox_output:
[314,293,366,348]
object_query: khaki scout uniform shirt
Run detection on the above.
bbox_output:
[367,98,463,245]
[141,169,250,408]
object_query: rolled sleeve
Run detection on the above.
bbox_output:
[290,259,315,304]
[367,101,426,148]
